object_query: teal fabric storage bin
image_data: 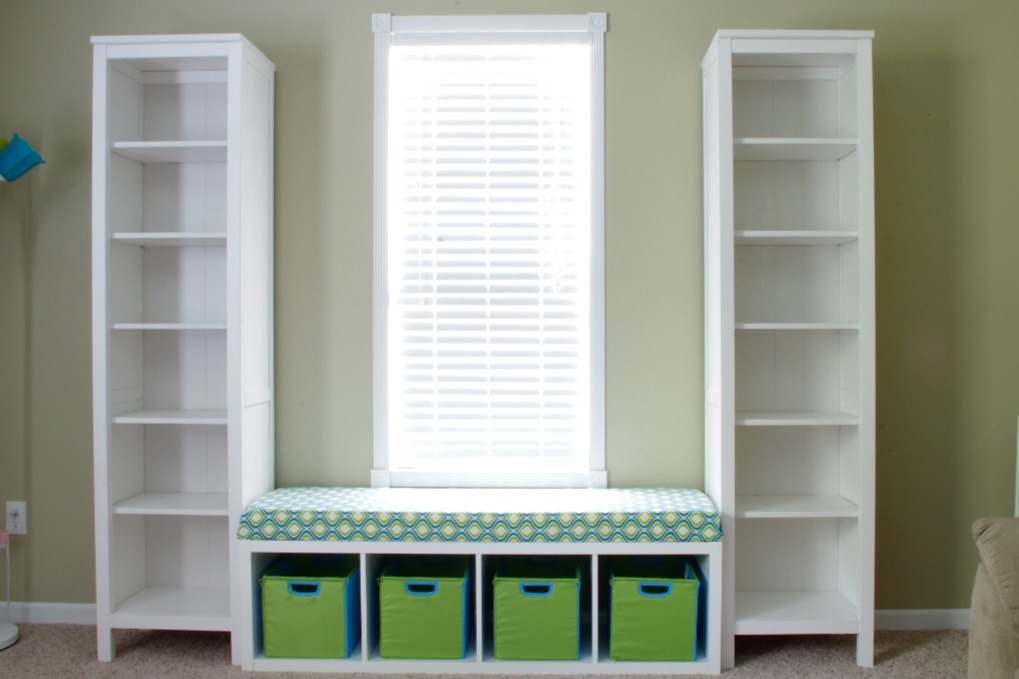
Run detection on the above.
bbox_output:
[493,556,581,660]
[378,555,472,659]
[609,556,702,661]
[260,554,360,659]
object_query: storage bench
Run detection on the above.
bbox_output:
[236,487,723,675]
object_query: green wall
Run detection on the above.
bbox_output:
[1,0,1016,611]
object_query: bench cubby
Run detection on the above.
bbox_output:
[236,487,723,674]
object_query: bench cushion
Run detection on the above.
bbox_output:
[238,487,722,543]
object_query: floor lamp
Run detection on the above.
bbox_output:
[0,530,15,650]
[0,132,44,651]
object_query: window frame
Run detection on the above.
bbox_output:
[371,13,607,488]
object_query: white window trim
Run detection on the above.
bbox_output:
[372,13,607,489]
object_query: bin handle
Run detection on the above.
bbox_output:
[520,583,553,597]
[638,583,672,597]
[405,581,438,596]
[287,581,321,597]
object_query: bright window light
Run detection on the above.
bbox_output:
[374,15,606,487]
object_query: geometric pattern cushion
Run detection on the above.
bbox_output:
[238,487,722,543]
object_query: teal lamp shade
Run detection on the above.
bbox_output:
[0,133,44,182]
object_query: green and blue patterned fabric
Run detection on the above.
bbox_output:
[237,487,722,543]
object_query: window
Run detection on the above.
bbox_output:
[372,14,606,488]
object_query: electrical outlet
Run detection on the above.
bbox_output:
[6,501,26,535]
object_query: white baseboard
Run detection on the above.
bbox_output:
[3,602,969,631]
[6,602,96,625]
[876,608,970,630]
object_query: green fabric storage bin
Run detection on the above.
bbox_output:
[378,555,472,659]
[260,554,361,659]
[609,556,701,661]
[493,556,580,661]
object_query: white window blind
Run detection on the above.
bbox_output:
[373,14,606,488]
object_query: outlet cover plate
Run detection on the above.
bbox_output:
[6,501,26,535]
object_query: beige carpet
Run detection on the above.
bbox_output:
[0,624,967,678]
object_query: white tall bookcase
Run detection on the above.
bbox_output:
[702,30,875,668]
[91,34,275,662]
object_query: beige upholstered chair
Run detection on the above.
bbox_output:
[969,517,1019,679]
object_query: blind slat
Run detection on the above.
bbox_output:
[384,36,594,477]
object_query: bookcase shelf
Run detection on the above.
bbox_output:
[735,410,859,427]
[111,586,232,631]
[735,591,859,635]
[112,323,228,331]
[112,140,227,163]
[111,409,229,425]
[736,322,859,331]
[113,492,229,517]
[735,494,859,519]
[733,137,857,161]
[112,232,228,247]
[734,230,858,246]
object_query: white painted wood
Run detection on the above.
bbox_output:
[139,247,226,324]
[735,246,858,323]
[113,141,227,163]
[735,410,858,426]
[371,17,391,486]
[737,322,859,330]
[736,331,847,411]
[386,471,606,489]
[238,540,722,675]
[850,36,876,667]
[735,161,842,232]
[145,515,230,589]
[113,492,229,516]
[110,587,231,631]
[736,517,843,593]
[736,494,858,518]
[734,138,856,161]
[92,34,275,664]
[112,232,227,247]
[736,591,859,635]
[735,230,857,245]
[587,14,608,485]
[112,410,228,425]
[91,37,115,661]
[737,425,848,499]
[703,30,875,669]
[229,43,277,666]
[702,32,737,671]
